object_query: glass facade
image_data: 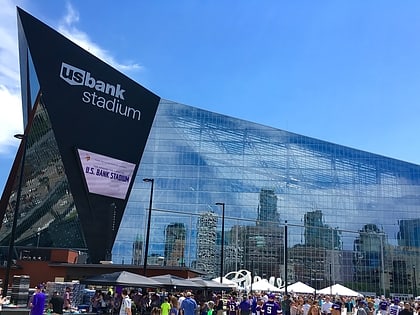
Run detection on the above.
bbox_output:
[116,99,420,295]
[3,7,420,297]
[0,93,86,250]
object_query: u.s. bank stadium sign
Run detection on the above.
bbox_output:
[77,148,136,200]
[60,62,142,121]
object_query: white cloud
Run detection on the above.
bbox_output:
[0,85,22,154]
[0,0,23,156]
[57,2,143,73]
[0,1,143,157]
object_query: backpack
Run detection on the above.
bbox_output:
[357,308,367,315]
[132,302,138,315]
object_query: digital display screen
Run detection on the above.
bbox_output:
[77,148,136,199]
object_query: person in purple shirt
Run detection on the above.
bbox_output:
[30,285,46,315]
[262,294,281,315]
[239,296,251,315]
[251,295,258,315]
[331,302,341,315]
[227,297,239,315]
[378,298,389,315]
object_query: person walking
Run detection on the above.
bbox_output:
[281,295,292,315]
[0,288,7,311]
[227,296,239,315]
[112,292,123,315]
[180,292,197,315]
[49,291,64,315]
[30,285,46,315]
[308,301,321,315]
[63,287,71,311]
[161,297,171,315]
[239,296,251,315]
[261,294,281,315]
[120,289,132,315]
[170,296,179,315]
[92,290,103,314]
[207,301,215,315]
[399,303,413,315]
[321,297,332,315]
[215,295,224,315]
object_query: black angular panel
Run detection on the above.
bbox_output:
[16,7,160,263]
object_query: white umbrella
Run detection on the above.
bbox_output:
[317,283,363,297]
[248,279,282,292]
[280,281,315,294]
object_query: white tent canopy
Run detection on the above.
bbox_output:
[317,283,363,297]
[280,281,315,294]
[248,279,282,292]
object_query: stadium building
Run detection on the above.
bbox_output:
[1,8,420,295]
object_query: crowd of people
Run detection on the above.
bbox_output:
[88,289,420,315]
[21,284,420,315]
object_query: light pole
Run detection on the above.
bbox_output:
[215,202,225,284]
[380,233,386,297]
[106,203,117,261]
[284,220,288,295]
[250,259,254,293]
[143,178,154,276]
[4,134,27,297]
[413,265,417,298]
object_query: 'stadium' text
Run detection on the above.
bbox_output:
[82,91,141,121]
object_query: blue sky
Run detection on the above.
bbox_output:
[2,1,420,193]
